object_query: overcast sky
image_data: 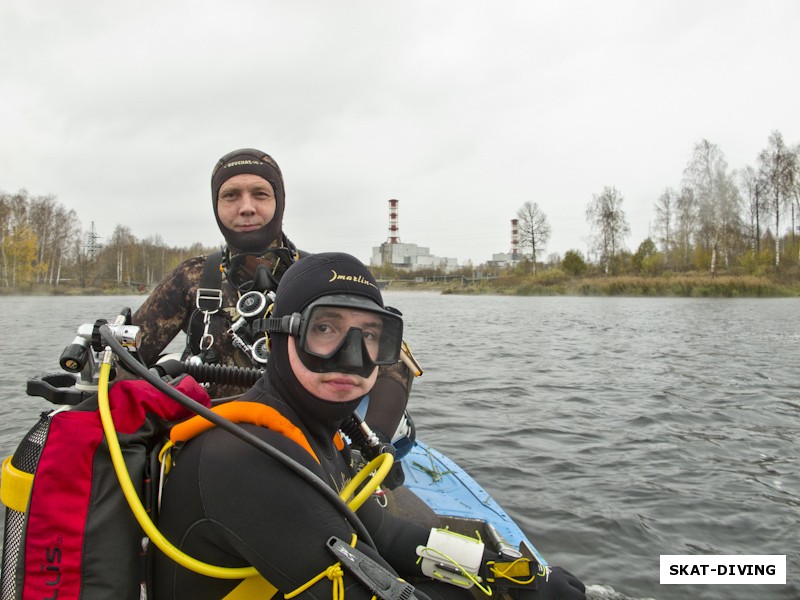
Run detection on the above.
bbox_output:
[1,1,798,266]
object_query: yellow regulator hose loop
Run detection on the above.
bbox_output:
[97,358,258,580]
[338,452,394,511]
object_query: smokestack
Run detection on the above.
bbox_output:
[388,199,400,244]
[510,219,519,257]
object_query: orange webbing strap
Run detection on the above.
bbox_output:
[170,402,319,464]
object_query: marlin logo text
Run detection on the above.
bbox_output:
[328,270,377,289]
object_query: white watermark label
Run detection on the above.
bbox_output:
[660,555,786,585]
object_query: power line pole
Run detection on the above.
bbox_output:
[85,221,102,259]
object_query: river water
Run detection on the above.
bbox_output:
[0,293,797,600]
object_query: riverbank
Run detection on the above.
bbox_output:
[386,272,800,297]
[3,272,800,298]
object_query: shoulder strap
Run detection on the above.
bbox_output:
[170,401,320,464]
[196,250,224,313]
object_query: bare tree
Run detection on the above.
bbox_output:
[104,225,137,285]
[674,186,698,270]
[516,201,551,274]
[654,187,677,266]
[739,165,767,255]
[585,186,630,274]
[682,139,739,273]
[793,144,800,262]
[758,130,797,267]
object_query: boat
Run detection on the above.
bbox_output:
[0,308,546,598]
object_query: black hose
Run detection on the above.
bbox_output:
[156,359,264,388]
[99,325,375,548]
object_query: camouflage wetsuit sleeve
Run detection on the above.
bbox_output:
[132,256,205,366]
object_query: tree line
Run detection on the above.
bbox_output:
[516,130,800,277]
[0,189,215,290]
[4,130,799,291]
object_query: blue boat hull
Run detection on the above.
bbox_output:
[399,440,547,566]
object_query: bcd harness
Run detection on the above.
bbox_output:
[190,244,302,366]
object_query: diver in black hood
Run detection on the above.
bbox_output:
[153,252,586,600]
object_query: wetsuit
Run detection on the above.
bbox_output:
[152,371,467,600]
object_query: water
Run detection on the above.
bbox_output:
[0,293,797,599]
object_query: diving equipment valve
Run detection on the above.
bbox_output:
[340,412,395,460]
[227,290,274,366]
[33,307,268,407]
[58,311,142,390]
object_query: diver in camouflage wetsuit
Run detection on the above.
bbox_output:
[131,148,414,440]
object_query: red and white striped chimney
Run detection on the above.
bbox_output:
[388,199,400,244]
[510,219,519,256]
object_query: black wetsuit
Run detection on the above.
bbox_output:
[153,374,470,600]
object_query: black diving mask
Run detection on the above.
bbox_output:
[278,294,403,378]
[224,247,296,293]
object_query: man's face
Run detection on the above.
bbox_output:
[217,174,276,232]
[288,307,380,402]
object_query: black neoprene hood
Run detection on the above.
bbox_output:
[210,148,285,252]
[272,252,386,318]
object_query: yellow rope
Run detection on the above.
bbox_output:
[284,563,344,600]
[486,558,536,585]
[283,534,362,600]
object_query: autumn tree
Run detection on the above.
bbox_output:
[3,222,40,287]
[516,201,551,274]
[561,249,587,277]
[28,194,79,285]
[682,139,741,273]
[632,238,661,275]
[585,186,630,274]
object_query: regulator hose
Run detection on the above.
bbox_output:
[157,359,264,388]
[98,325,376,547]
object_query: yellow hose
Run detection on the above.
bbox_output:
[338,452,394,511]
[97,353,394,579]
[97,359,258,579]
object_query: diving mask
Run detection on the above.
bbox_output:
[273,294,403,378]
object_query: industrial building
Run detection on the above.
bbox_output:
[370,199,459,271]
